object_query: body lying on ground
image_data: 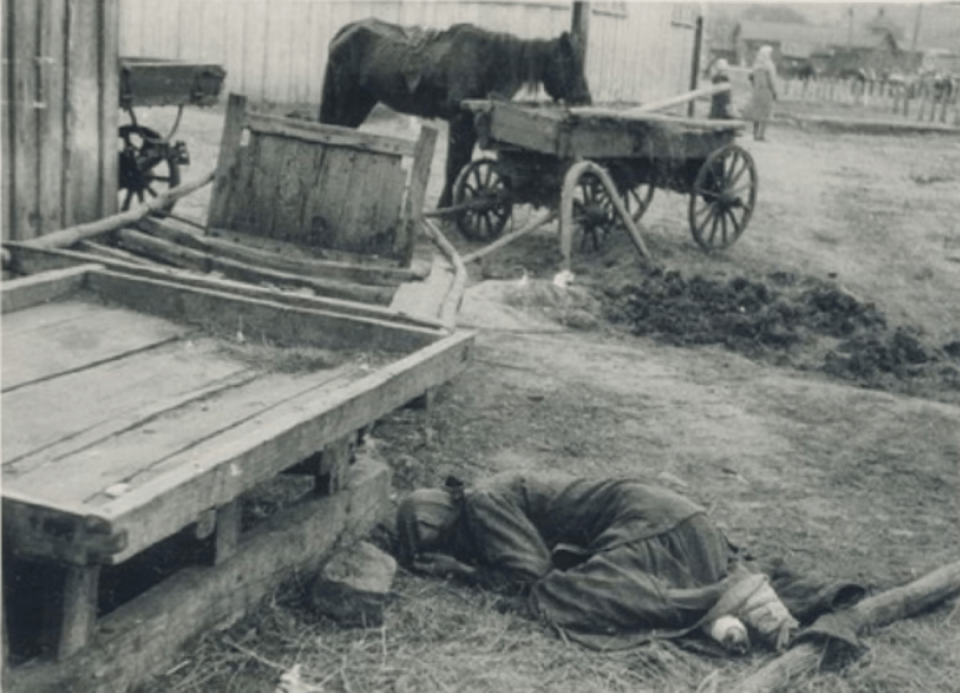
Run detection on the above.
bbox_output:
[395,471,865,653]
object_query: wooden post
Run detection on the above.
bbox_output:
[315,435,356,496]
[214,501,242,565]
[571,2,590,67]
[56,565,101,659]
[688,15,704,118]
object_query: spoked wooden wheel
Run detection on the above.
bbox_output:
[452,158,512,241]
[572,174,654,252]
[118,125,182,211]
[688,144,757,251]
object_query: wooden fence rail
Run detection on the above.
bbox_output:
[781,76,960,126]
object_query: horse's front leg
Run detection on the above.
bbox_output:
[440,113,477,209]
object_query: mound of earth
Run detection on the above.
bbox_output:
[594,265,960,402]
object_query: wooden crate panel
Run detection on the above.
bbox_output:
[217,131,406,258]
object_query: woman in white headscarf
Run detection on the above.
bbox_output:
[747,45,777,141]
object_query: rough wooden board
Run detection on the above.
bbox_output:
[96,329,474,563]
[1,263,97,314]
[4,243,447,331]
[86,269,441,353]
[2,337,246,466]
[4,369,259,481]
[18,361,372,506]
[2,298,193,391]
[2,456,391,693]
[389,252,455,324]
[246,111,417,156]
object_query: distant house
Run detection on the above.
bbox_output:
[730,19,918,78]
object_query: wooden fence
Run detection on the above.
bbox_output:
[117,0,698,106]
[780,76,960,127]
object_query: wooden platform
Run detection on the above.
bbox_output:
[2,264,474,673]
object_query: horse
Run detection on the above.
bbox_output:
[318,18,592,208]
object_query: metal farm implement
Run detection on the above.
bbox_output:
[118,57,226,210]
[451,99,757,266]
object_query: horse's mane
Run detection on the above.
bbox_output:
[446,24,557,93]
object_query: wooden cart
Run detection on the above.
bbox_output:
[453,100,758,260]
[2,95,472,692]
[118,57,226,210]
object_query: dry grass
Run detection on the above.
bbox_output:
[135,555,959,693]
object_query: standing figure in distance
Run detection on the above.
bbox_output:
[747,45,778,141]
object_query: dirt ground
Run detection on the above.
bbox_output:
[130,103,960,692]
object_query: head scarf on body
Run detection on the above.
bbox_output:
[396,487,460,567]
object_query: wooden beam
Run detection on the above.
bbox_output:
[84,268,442,353]
[56,565,101,659]
[206,93,249,230]
[2,456,391,693]
[3,243,448,331]
[213,501,242,565]
[21,171,215,250]
[137,216,424,286]
[732,561,960,693]
[1,263,99,314]
[246,112,417,157]
[115,228,397,305]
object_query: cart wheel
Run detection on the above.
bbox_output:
[572,173,650,252]
[452,158,512,241]
[118,125,182,212]
[688,144,757,251]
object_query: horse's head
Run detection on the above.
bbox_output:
[542,32,592,106]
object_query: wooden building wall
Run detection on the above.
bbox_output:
[117,0,699,106]
[2,0,120,242]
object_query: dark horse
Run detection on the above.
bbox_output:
[319,18,592,208]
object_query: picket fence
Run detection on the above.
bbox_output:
[780,76,960,127]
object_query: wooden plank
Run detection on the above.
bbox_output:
[246,112,416,157]
[2,337,245,465]
[5,369,259,480]
[2,457,390,693]
[206,93,249,230]
[271,136,310,243]
[56,565,100,659]
[116,228,397,305]
[37,0,67,234]
[138,217,423,286]
[17,362,370,506]
[1,263,97,314]
[2,298,193,391]
[2,491,124,565]
[98,329,474,563]
[63,0,102,226]
[4,243,448,331]
[97,0,120,219]
[11,0,40,240]
[85,269,441,352]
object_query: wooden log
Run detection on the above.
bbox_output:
[420,218,469,330]
[137,216,422,287]
[460,210,557,264]
[77,240,158,266]
[628,83,732,114]
[732,560,960,693]
[115,228,396,305]
[22,171,215,250]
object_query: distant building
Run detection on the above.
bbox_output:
[728,19,919,78]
